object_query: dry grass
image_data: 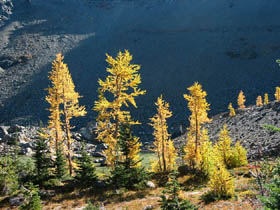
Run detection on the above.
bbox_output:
[0,163,266,210]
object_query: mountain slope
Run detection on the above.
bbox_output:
[0,0,280,137]
[175,101,280,160]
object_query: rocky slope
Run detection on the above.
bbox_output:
[175,101,280,160]
[0,0,280,137]
[1,101,280,161]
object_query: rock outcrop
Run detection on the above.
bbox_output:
[0,123,106,160]
[174,101,280,160]
[0,0,13,27]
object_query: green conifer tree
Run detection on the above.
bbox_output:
[159,171,198,210]
[54,144,67,180]
[75,144,98,185]
[20,183,42,210]
[0,155,19,195]
[33,134,52,186]
[111,123,148,190]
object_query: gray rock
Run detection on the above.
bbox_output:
[72,132,82,141]
[95,143,108,152]
[25,147,33,156]
[80,121,97,141]
[91,151,106,158]
[94,158,105,164]
[143,205,154,210]
[8,124,23,133]
[9,195,24,206]
[0,125,8,137]
[94,180,106,188]
[146,181,156,188]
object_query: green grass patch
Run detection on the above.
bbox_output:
[94,152,156,178]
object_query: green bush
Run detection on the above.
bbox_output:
[75,143,98,186]
[54,144,68,180]
[0,155,19,195]
[16,156,36,183]
[20,183,42,210]
[33,136,53,186]
[42,178,62,189]
[258,159,280,210]
[159,171,198,210]
[110,124,149,190]
[83,201,100,210]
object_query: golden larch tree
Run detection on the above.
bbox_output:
[214,124,233,167]
[228,103,236,117]
[149,95,177,172]
[93,50,146,167]
[256,95,263,106]
[230,141,248,168]
[199,129,215,177]
[237,90,246,109]
[60,55,87,176]
[209,163,235,198]
[46,53,87,176]
[264,93,269,105]
[275,87,280,102]
[183,82,211,170]
[183,82,211,155]
[46,54,65,152]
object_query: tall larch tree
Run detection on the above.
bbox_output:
[93,50,146,167]
[46,53,87,176]
[237,90,246,109]
[46,54,65,152]
[214,124,233,167]
[264,93,269,105]
[183,82,211,156]
[60,55,87,176]
[228,103,236,117]
[275,87,280,102]
[256,95,263,106]
[149,95,177,172]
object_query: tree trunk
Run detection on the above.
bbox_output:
[63,104,73,176]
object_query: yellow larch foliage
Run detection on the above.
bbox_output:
[275,87,280,102]
[46,53,65,152]
[184,134,197,169]
[264,93,269,105]
[127,136,142,168]
[60,54,87,176]
[214,124,232,167]
[256,95,263,106]
[183,82,211,155]
[214,125,248,169]
[149,95,177,172]
[237,90,246,109]
[230,141,248,168]
[200,129,215,177]
[228,103,236,117]
[46,53,87,176]
[93,50,146,167]
[209,163,235,198]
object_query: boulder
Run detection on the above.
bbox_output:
[8,124,23,133]
[0,125,8,138]
[80,121,98,141]
[146,181,156,188]
[91,151,106,158]
[95,143,108,152]
[143,205,154,210]
[0,66,4,74]
[94,180,106,188]
[25,147,34,156]
[94,158,106,165]
[9,195,24,206]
